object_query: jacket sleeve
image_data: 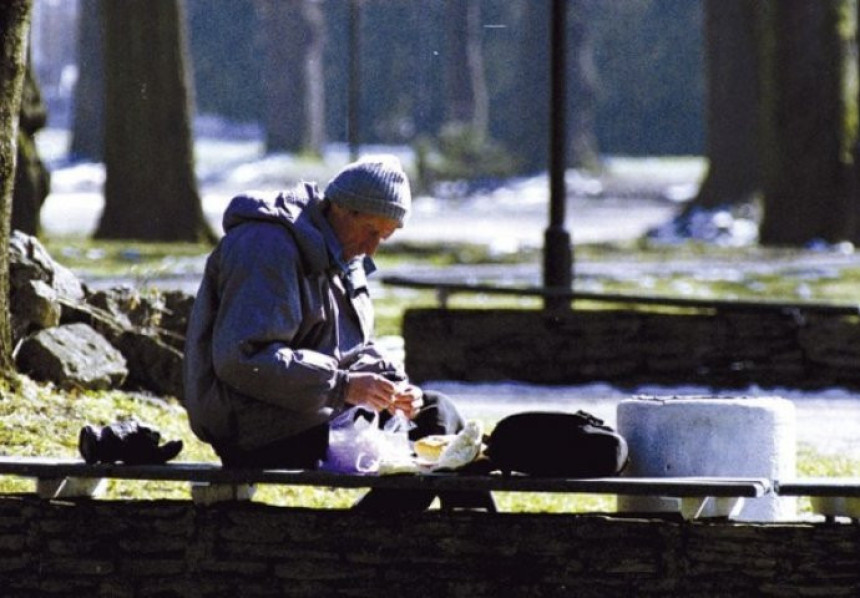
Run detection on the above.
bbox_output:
[210,223,347,413]
[339,343,407,382]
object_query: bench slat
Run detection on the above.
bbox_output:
[776,478,860,497]
[0,457,769,497]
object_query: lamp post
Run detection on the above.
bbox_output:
[543,0,573,311]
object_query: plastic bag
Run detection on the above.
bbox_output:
[377,410,419,474]
[320,407,418,474]
[433,420,483,471]
[321,406,382,474]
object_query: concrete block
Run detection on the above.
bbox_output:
[617,395,796,521]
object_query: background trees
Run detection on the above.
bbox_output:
[21,0,860,248]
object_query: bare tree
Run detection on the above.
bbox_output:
[759,0,857,246]
[96,0,213,242]
[256,0,326,155]
[0,0,33,377]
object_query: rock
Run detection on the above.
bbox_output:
[7,231,197,398]
[61,297,187,398]
[9,230,87,303]
[11,279,61,342]
[161,290,194,338]
[15,323,128,391]
[113,331,184,399]
[87,286,163,329]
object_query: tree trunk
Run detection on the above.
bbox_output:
[686,0,761,213]
[96,0,213,242]
[513,0,549,173]
[444,0,489,138]
[12,60,50,236]
[568,0,600,170]
[258,0,326,155]
[69,0,105,161]
[0,0,33,378]
[759,0,857,246]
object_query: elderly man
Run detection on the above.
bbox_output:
[182,156,480,511]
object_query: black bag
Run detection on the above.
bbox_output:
[485,410,629,477]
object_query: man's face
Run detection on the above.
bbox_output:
[328,204,400,260]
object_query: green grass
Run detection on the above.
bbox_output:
[2,234,859,513]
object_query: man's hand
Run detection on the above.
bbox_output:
[390,382,423,419]
[345,372,423,418]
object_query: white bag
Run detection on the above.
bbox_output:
[321,406,382,474]
[320,407,417,474]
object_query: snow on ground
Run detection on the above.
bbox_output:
[35,127,860,460]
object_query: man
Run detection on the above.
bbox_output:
[182,155,479,510]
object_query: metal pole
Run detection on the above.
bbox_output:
[348,0,362,161]
[543,0,573,311]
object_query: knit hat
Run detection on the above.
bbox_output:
[324,155,411,227]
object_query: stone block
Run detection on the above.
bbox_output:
[617,395,797,521]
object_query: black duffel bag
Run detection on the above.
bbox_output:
[485,410,629,477]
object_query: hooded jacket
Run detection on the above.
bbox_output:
[182,185,404,451]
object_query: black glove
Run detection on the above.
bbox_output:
[78,419,183,465]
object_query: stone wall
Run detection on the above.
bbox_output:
[402,307,860,388]
[0,496,858,597]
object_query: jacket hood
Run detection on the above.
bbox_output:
[222,185,330,274]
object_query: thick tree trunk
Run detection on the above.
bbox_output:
[258,0,326,155]
[97,0,213,242]
[688,0,760,212]
[0,0,33,378]
[759,0,857,246]
[69,0,105,161]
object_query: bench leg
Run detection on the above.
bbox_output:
[679,496,745,520]
[36,477,106,499]
[810,496,860,523]
[190,482,256,505]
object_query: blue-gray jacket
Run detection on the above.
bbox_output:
[182,185,404,451]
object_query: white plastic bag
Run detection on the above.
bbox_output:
[377,410,419,474]
[433,420,483,471]
[321,406,382,474]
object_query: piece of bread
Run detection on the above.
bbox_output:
[414,434,457,462]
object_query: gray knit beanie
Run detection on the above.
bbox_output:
[324,155,411,227]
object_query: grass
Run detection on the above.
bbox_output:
[2,233,859,513]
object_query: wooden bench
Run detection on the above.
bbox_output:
[776,478,860,523]
[0,456,771,520]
